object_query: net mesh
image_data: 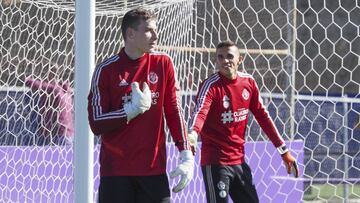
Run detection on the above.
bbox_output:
[1,0,360,202]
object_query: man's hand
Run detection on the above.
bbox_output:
[169,150,194,193]
[188,131,198,148]
[124,82,152,122]
[282,151,299,178]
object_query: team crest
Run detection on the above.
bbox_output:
[217,181,226,190]
[222,95,230,109]
[148,71,158,84]
[217,180,227,198]
[242,89,249,100]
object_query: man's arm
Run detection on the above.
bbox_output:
[87,65,128,135]
[162,56,194,192]
[162,57,190,151]
[188,75,217,146]
[249,77,299,177]
[25,78,59,93]
[249,78,285,148]
[88,81,151,136]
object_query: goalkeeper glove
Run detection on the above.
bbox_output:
[279,148,299,178]
[188,131,198,148]
[124,82,152,122]
[169,150,194,193]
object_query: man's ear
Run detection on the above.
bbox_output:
[126,27,135,41]
[238,55,243,65]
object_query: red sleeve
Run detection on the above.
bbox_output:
[162,57,190,151]
[87,64,127,135]
[25,78,59,94]
[249,78,285,147]
[189,79,214,134]
[25,78,44,89]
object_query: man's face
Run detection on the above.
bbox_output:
[130,19,158,53]
[215,45,242,79]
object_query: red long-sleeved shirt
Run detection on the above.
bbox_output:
[25,78,74,139]
[189,72,285,166]
[88,48,190,176]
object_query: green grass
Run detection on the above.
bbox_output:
[304,184,360,201]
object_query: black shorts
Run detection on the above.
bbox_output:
[98,174,170,203]
[201,163,259,203]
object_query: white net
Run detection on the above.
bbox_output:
[1,0,360,202]
[185,1,360,203]
[0,0,194,202]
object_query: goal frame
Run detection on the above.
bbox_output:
[74,1,94,202]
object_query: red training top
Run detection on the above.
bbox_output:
[88,48,190,176]
[189,72,285,166]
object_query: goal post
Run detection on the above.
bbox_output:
[74,1,94,203]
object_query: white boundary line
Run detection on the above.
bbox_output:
[271,176,360,183]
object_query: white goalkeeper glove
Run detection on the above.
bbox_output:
[124,82,152,122]
[169,150,194,193]
[188,130,198,148]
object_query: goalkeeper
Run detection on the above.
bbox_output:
[188,41,299,203]
[87,8,194,203]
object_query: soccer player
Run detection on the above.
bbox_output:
[25,66,74,145]
[188,41,299,203]
[87,8,194,203]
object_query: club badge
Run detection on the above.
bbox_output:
[217,181,227,198]
[217,181,226,190]
[242,89,249,100]
[148,71,158,84]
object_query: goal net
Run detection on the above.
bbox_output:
[0,0,359,202]
[185,1,360,203]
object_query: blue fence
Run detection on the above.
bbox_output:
[0,90,41,145]
[266,96,360,182]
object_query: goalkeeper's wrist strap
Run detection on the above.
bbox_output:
[277,144,289,155]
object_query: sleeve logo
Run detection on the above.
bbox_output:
[118,75,128,87]
[222,95,230,109]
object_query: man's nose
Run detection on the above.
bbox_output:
[152,31,158,40]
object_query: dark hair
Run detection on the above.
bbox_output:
[121,8,156,40]
[216,40,238,49]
